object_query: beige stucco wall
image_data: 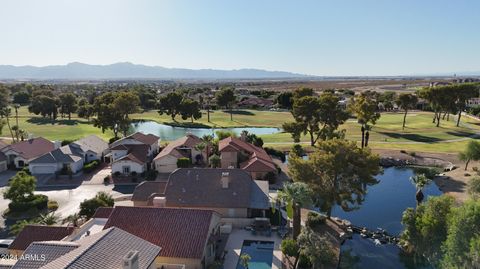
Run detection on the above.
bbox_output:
[112,160,145,174]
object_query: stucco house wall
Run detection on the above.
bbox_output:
[112,160,145,175]
[220,151,237,168]
[154,155,178,173]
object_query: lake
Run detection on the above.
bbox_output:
[334,167,442,269]
[130,121,281,141]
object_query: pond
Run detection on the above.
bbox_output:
[334,167,442,269]
[130,121,281,141]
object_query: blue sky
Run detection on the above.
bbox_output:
[1,0,479,76]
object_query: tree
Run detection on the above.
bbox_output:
[113,91,140,136]
[58,92,78,120]
[400,195,454,266]
[215,130,236,140]
[209,154,221,168]
[3,171,36,203]
[62,213,81,227]
[283,92,348,146]
[293,87,314,99]
[297,228,336,268]
[396,93,418,130]
[239,254,251,269]
[410,174,431,204]
[241,130,264,147]
[288,139,380,217]
[215,87,236,121]
[38,213,60,225]
[13,91,30,105]
[79,191,114,219]
[441,199,480,268]
[468,177,480,200]
[180,98,202,122]
[28,89,59,122]
[349,93,381,148]
[13,103,20,141]
[277,182,313,239]
[0,106,16,142]
[200,134,214,166]
[378,91,397,111]
[0,86,10,108]
[9,219,36,236]
[281,238,300,269]
[158,91,184,121]
[453,83,479,127]
[458,140,480,170]
[276,92,294,109]
[77,98,94,121]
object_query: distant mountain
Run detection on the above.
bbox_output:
[0,62,310,80]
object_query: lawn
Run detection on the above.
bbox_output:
[1,107,478,153]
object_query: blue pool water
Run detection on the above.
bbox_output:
[236,240,274,269]
[334,167,442,269]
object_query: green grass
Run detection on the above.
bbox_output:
[2,107,478,153]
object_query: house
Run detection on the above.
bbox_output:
[12,227,160,269]
[153,134,204,173]
[218,136,276,179]
[28,135,108,175]
[103,206,220,269]
[8,225,74,256]
[131,168,270,218]
[0,152,6,173]
[72,135,109,162]
[109,132,160,175]
[0,137,56,169]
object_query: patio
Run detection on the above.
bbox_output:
[223,228,283,269]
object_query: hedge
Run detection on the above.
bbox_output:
[177,158,190,168]
[83,161,99,173]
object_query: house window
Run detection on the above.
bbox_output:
[18,160,25,167]
[122,166,130,174]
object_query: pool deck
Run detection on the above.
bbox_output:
[223,229,283,269]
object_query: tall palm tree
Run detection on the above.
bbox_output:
[13,103,20,141]
[277,182,313,239]
[201,134,214,166]
[411,174,430,205]
[0,107,15,142]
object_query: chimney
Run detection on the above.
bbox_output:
[221,172,230,189]
[122,250,139,269]
[54,141,62,149]
[152,196,166,207]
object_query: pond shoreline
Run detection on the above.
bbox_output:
[131,119,281,129]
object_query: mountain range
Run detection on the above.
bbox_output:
[0,62,310,80]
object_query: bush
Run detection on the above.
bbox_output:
[8,194,48,212]
[61,140,74,146]
[305,212,326,229]
[113,171,121,177]
[409,152,416,157]
[83,161,99,173]
[400,150,407,154]
[264,147,286,162]
[145,170,158,181]
[47,200,59,211]
[103,176,110,184]
[21,167,31,175]
[177,158,190,168]
[263,171,277,184]
[131,171,138,176]
[109,137,120,144]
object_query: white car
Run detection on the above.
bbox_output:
[0,239,13,254]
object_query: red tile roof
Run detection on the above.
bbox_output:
[154,134,202,160]
[130,132,160,145]
[8,225,74,251]
[92,207,114,219]
[219,137,275,171]
[114,144,150,164]
[3,137,55,160]
[103,206,216,259]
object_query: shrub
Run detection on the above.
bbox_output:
[473,166,478,172]
[83,161,99,173]
[264,147,286,162]
[177,158,190,168]
[113,171,121,177]
[103,176,110,185]
[263,171,277,184]
[61,140,74,146]
[21,167,31,175]
[131,171,138,176]
[409,152,416,157]
[400,150,407,154]
[145,170,158,181]
[109,137,120,144]
[305,212,326,229]
[47,200,59,211]
[8,194,48,212]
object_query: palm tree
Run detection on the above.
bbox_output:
[38,213,59,225]
[0,107,15,142]
[13,103,20,141]
[277,182,313,239]
[63,213,81,227]
[411,174,430,204]
[194,142,206,165]
[239,254,251,269]
[18,129,27,141]
[201,134,214,166]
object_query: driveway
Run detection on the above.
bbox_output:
[0,171,16,187]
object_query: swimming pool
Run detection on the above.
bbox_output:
[236,240,274,269]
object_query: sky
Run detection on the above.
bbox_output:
[1,0,479,76]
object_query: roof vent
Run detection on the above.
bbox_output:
[221,172,230,189]
[122,250,139,269]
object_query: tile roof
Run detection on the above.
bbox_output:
[154,134,202,160]
[162,168,269,209]
[9,225,74,251]
[113,144,150,165]
[132,181,168,202]
[92,207,114,219]
[0,152,6,162]
[129,132,160,145]
[73,135,108,156]
[1,138,55,160]
[218,137,275,171]
[30,144,83,164]
[0,140,7,150]
[12,241,79,269]
[103,206,215,259]
[40,227,160,269]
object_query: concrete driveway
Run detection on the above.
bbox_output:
[0,171,16,187]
